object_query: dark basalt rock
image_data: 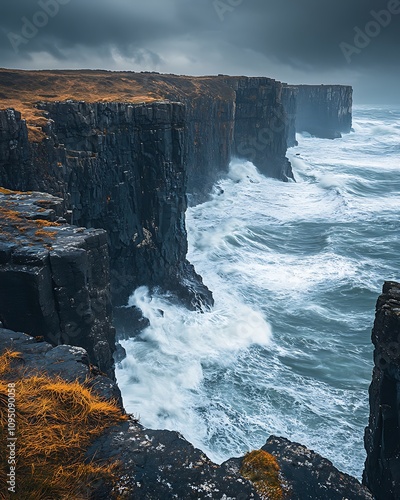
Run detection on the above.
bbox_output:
[87,422,260,499]
[281,85,298,148]
[363,281,400,499]
[261,436,372,499]
[170,76,296,201]
[113,305,150,341]
[226,77,295,182]
[0,190,116,378]
[224,436,372,499]
[0,103,213,309]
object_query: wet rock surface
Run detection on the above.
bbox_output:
[0,189,116,377]
[363,281,400,499]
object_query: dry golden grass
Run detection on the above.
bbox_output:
[33,219,60,228]
[0,206,22,223]
[0,187,31,196]
[0,69,235,142]
[0,349,128,499]
[35,229,57,239]
[240,450,286,500]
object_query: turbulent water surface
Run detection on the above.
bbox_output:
[116,106,400,479]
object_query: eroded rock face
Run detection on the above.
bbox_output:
[363,281,400,500]
[0,190,115,377]
[226,77,294,182]
[225,436,372,500]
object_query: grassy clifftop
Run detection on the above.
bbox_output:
[0,69,236,141]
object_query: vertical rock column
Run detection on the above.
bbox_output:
[227,77,294,181]
[290,84,353,139]
[363,281,400,500]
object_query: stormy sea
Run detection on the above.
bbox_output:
[116,106,400,479]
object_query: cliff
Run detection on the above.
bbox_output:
[0,69,300,304]
[0,102,212,309]
[363,281,400,499]
[284,84,353,139]
[0,70,295,202]
[0,189,116,377]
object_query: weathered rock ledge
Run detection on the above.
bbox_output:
[0,189,115,377]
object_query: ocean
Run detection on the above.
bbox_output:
[116,106,400,479]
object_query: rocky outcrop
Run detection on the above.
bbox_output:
[0,327,122,405]
[285,84,353,139]
[0,189,115,377]
[363,281,400,499]
[260,437,372,499]
[225,437,372,499]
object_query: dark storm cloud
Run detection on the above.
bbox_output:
[0,0,399,102]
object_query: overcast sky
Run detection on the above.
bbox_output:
[0,0,399,104]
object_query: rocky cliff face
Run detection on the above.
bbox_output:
[281,85,298,148]
[363,281,400,499]
[0,189,115,377]
[161,75,294,201]
[285,84,353,139]
[0,73,353,309]
[0,104,212,309]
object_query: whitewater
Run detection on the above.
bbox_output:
[116,106,400,479]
